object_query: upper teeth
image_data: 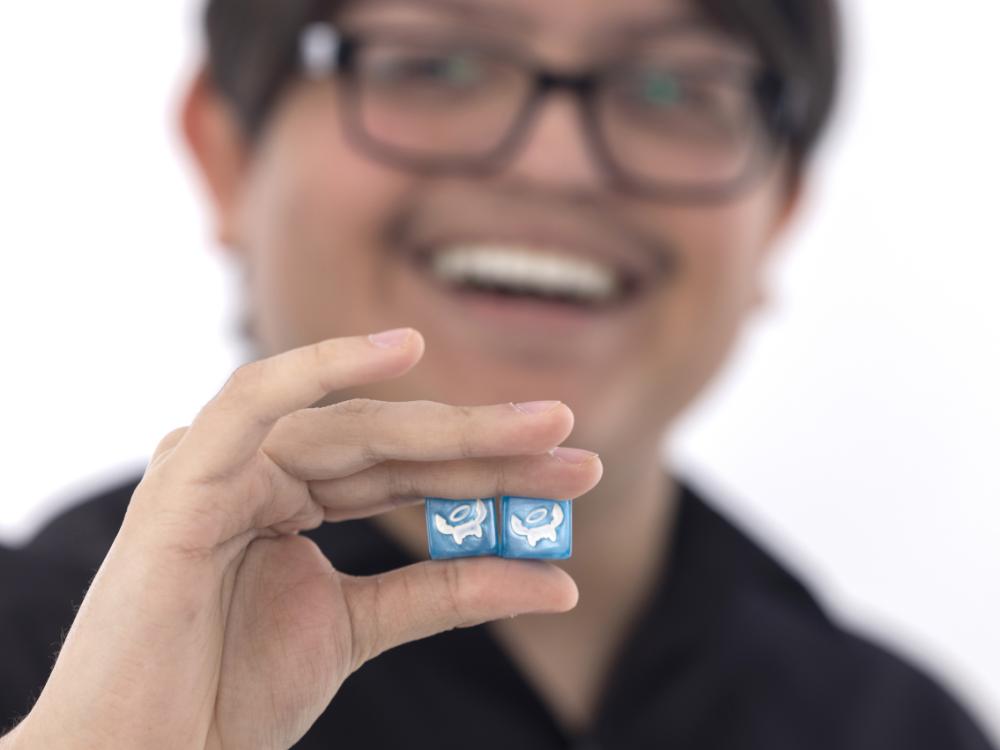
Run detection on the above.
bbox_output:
[429,244,619,303]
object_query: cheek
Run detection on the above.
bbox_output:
[626,188,783,426]
[669,197,775,323]
[235,88,416,354]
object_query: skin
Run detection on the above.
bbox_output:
[2,0,802,747]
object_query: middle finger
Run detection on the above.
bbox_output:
[262,399,576,481]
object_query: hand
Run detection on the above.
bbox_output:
[11,328,602,749]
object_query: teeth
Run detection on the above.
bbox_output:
[429,244,620,303]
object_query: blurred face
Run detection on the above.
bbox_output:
[210,0,797,461]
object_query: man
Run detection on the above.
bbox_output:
[0,0,995,748]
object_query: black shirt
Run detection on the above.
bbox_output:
[1,472,995,749]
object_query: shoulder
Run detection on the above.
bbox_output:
[677,479,996,748]
[0,472,142,731]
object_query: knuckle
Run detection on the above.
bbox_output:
[457,430,477,460]
[214,360,276,429]
[364,587,385,667]
[337,397,383,417]
[153,426,189,457]
[441,562,468,619]
[359,433,384,466]
[339,399,390,464]
[493,459,509,497]
[215,362,268,418]
[383,462,416,501]
[227,360,266,392]
[451,405,481,459]
[366,574,387,666]
[407,399,438,420]
[310,340,340,396]
[439,562,490,621]
[342,576,375,670]
[455,404,476,423]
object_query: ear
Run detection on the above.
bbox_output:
[749,167,807,313]
[179,65,251,252]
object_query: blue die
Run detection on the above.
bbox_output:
[500,497,572,559]
[425,498,499,559]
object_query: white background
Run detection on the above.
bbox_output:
[1,0,997,740]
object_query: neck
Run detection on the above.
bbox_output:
[557,443,677,596]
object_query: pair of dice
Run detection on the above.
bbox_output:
[424,496,572,560]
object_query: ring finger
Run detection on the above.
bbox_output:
[311,449,602,522]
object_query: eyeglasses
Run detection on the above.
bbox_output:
[298,21,795,203]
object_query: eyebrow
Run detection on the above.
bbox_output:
[595,13,756,58]
[338,0,535,33]
[337,0,755,62]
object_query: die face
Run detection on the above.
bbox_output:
[425,498,499,559]
[500,497,572,559]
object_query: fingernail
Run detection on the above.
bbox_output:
[512,400,561,415]
[549,447,599,464]
[369,328,412,349]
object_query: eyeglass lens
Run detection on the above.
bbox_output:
[344,33,771,190]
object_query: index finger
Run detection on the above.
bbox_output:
[175,328,425,481]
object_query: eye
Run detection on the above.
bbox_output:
[364,46,488,90]
[607,63,751,136]
[618,67,722,113]
[633,70,684,109]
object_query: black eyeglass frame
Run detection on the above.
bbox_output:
[298,21,799,204]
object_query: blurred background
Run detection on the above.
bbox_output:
[0,0,997,739]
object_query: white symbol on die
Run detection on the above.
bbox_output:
[510,504,564,548]
[434,500,489,545]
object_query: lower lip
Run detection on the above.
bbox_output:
[422,275,635,333]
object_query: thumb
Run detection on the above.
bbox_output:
[340,557,578,672]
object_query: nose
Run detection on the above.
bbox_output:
[494,88,608,192]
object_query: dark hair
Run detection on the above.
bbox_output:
[204,0,839,174]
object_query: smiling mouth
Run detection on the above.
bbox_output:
[409,241,646,312]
